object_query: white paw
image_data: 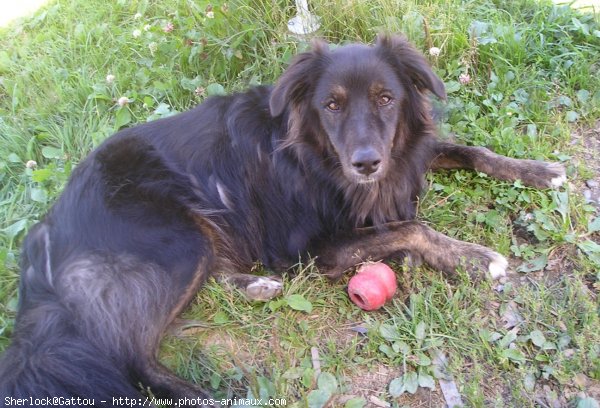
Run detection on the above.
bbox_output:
[547,162,567,188]
[488,253,508,280]
[245,277,283,301]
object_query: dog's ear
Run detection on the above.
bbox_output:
[269,39,329,117]
[375,34,446,100]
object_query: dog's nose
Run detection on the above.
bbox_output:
[351,148,382,176]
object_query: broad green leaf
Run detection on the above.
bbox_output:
[30,188,48,203]
[416,352,431,366]
[31,168,53,183]
[209,372,221,389]
[301,367,315,388]
[389,377,405,397]
[551,191,569,220]
[285,294,313,313]
[41,146,63,159]
[415,321,427,342]
[344,397,366,408]
[206,83,226,96]
[404,371,419,394]
[558,334,571,349]
[317,372,338,394]
[180,75,202,91]
[576,89,590,103]
[115,107,132,129]
[282,367,303,380]
[524,373,536,392]
[566,110,579,122]
[379,323,400,341]
[444,81,461,94]
[588,216,600,233]
[501,348,526,365]
[8,153,21,163]
[257,376,275,400]
[268,298,286,312]
[307,389,331,408]
[498,328,519,349]
[3,219,28,240]
[530,330,546,348]
[517,254,548,273]
[393,341,411,355]
[379,344,396,358]
[213,311,229,324]
[578,240,600,265]
[418,372,435,389]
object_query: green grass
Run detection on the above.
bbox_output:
[1,0,600,406]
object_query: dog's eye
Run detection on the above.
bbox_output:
[378,95,393,106]
[326,101,340,112]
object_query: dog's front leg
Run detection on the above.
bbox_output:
[313,220,507,281]
[430,141,566,189]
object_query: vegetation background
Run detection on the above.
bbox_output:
[0,0,599,406]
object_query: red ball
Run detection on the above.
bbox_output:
[348,262,397,311]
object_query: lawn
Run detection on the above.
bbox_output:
[0,0,599,406]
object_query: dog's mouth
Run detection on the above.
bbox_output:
[341,163,387,185]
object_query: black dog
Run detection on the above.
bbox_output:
[0,35,565,407]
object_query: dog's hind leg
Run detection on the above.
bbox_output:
[56,251,217,406]
[430,141,566,189]
[134,359,218,407]
[133,258,221,407]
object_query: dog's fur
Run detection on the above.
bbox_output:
[0,35,565,407]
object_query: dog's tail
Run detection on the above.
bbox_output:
[0,224,146,407]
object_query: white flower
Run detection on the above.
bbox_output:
[429,47,441,57]
[459,73,471,85]
[194,87,205,97]
[134,13,142,19]
[148,42,158,55]
[133,29,142,38]
[163,22,174,33]
[106,74,115,84]
[26,160,37,169]
[206,11,215,18]
[117,96,129,107]
[144,24,152,31]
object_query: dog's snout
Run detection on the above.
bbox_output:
[351,147,382,176]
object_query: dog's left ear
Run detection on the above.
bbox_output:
[270,39,329,117]
[375,34,446,100]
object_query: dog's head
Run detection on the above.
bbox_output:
[270,34,446,185]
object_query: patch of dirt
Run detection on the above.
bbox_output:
[338,364,400,403]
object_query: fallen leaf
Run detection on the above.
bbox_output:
[439,379,464,408]
[432,350,464,407]
[368,395,391,407]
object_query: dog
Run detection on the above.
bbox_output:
[0,34,565,407]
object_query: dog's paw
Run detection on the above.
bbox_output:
[547,162,567,188]
[487,252,508,280]
[244,276,283,301]
[449,243,508,281]
[520,160,566,189]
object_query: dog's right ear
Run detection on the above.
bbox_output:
[269,39,329,117]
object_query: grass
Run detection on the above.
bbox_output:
[1,0,599,406]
